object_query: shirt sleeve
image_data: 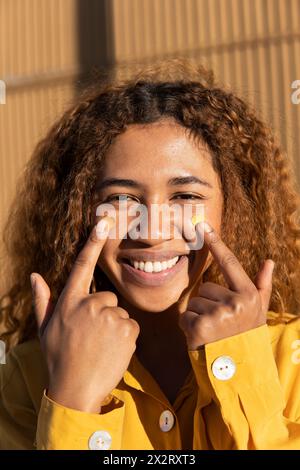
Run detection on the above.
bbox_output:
[36,391,125,450]
[188,321,300,450]
[0,343,126,450]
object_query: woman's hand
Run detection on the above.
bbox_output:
[179,222,274,350]
[30,217,140,413]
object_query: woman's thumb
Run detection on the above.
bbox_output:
[30,273,52,332]
[254,259,275,312]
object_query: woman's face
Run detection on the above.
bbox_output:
[92,119,223,312]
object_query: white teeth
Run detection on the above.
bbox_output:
[144,261,153,273]
[153,261,161,272]
[129,256,180,272]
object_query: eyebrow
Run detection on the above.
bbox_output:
[168,176,213,188]
[95,176,213,191]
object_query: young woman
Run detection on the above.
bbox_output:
[1,60,300,450]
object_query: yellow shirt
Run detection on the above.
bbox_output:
[0,311,300,450]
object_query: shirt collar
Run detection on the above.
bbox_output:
[122,352,196,407]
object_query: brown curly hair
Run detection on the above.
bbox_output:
[1,58,300,350]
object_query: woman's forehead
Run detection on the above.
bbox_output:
[101,121,214,179]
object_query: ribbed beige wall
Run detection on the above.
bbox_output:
[111,0,300,180]
[1,0,300,268]
[0,0,77,215]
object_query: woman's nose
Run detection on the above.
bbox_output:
[127,203,179,243]
[127,202,205,249]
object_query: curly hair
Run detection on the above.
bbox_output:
[1,58,300,350]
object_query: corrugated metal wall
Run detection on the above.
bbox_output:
[110,0,300,182]
[1,0,300,244]
[0,0,77,227]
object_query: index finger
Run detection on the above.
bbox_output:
[197,221,254,292]
[65,216,115,295]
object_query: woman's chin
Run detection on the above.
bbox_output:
[120,288,187,313]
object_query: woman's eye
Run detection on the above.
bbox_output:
[106,194,139,203]
[103,193,205,203]
[172,193,205,201]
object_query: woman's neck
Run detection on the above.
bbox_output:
[118,296,190,363]
[118,296,193,405]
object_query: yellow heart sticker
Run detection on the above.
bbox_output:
[191,214,204,226]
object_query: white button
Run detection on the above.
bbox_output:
[159,410,175,432]
[211,355,236,381]
[88,430,112,450]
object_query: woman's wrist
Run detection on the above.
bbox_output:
[46,386,103,414]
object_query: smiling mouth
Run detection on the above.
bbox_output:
[121,255,183,273]
[119,254,189,288]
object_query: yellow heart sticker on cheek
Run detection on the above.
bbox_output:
[191,214,205,226]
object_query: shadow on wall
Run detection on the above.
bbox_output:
[77,0,115,91]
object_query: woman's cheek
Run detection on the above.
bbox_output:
[96,238,119,275]
[201,203,222,234]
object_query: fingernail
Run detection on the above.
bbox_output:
[199,221,213,233]
[269,260,275,272]
[204,222,213,233]
[96,219,109,239]
[30,273,36,291]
